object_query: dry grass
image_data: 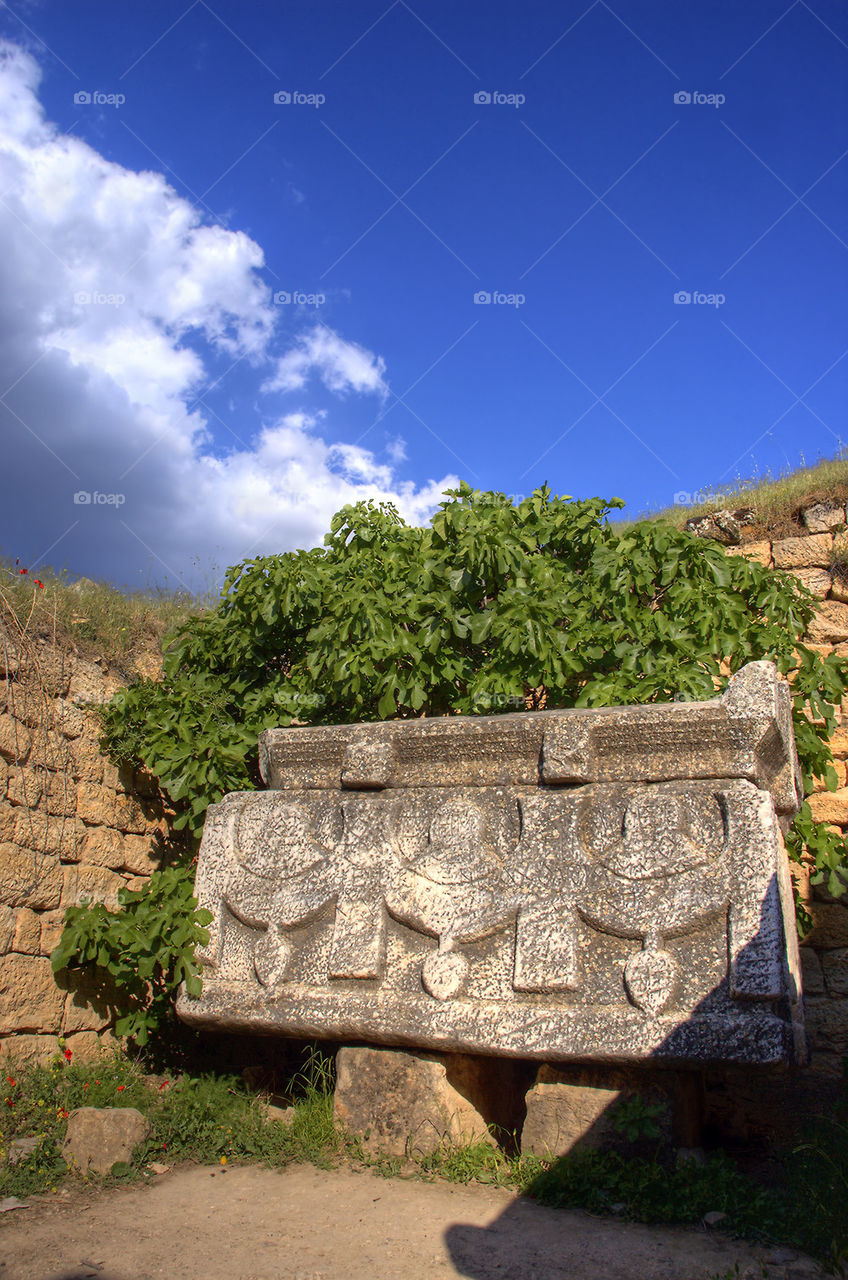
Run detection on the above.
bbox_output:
[626,452,848,542]
[0,555,213,674]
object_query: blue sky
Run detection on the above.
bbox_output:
[0,0,846,589]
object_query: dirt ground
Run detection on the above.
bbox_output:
[0,1163,825,1280]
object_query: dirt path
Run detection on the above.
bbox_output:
[0,1163,823,1280]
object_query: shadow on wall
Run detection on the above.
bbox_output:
[443,884,822,1280]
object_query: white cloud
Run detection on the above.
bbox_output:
[0,42,454,587]
[263,325,389,397]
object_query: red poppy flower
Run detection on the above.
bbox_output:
[64,1049,72,1061]
[5,1077,15,1086]
[18,568,26,574]
[34,580,44,589]
[116,1084,125,1091]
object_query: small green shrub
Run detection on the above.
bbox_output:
[50,867,212,1047]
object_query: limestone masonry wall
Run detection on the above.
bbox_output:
[0,624,173,1065]
[722,517,848,1089]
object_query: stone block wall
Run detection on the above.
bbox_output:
[723,523,848,1087]
[0,626,175,1064]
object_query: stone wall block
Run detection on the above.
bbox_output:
[39,909,66,957]
[62,864,125,912]
[724,540,772,567]
[67,659,118,708]
[0,905,14,954]
[33,647,73,699]
[807,601,848,644]
[43,772,77,817]
[0,805,16,842]
[0,714,30,764]
[0,1033,59,1066]
[67,734,104,784]
[116,833,162,876]
[59,968,117,1033]
[114,793,156,834]
[811,760,848,793]
[79,827,126,870]
[26,728,70,771]
[773,532,833,569]
[76,782,117,827]
[806,787,848,825]
[6,767,42,808]
[800,946,826,996]
[805,902,848,949]
[0,844,64,910]
[53,698,85,739]
[0,954,64,1033]
[12,908,41,955]
[803,998,848,1054]
[64,1029,115,1060]
[822,949,848,996]
[792,568,832,598]
[13,810,81,860]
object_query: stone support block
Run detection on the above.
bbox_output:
[333,1047,496,1156]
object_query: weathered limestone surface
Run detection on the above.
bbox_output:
[62,1106,150,1174]
[180,663,804,1068]
[333,1046,495,1155]
[0,638,174,1058]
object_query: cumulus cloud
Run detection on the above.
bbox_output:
[263,325,389,397]
[0,41,453,588]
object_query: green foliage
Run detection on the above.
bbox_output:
[0,1050,149,1197]
[98,484,848,906]
[610,1095,665,1143]
[790,1063,848,1270]
[525,1148,789,1241]
[51,867,212,1046]
[0,1047,341,1198]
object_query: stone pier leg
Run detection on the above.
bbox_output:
[333,1046,533,1157]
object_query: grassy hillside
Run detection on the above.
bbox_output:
[631,453,848,541]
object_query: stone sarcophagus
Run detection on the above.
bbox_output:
[177,662,805,1066]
